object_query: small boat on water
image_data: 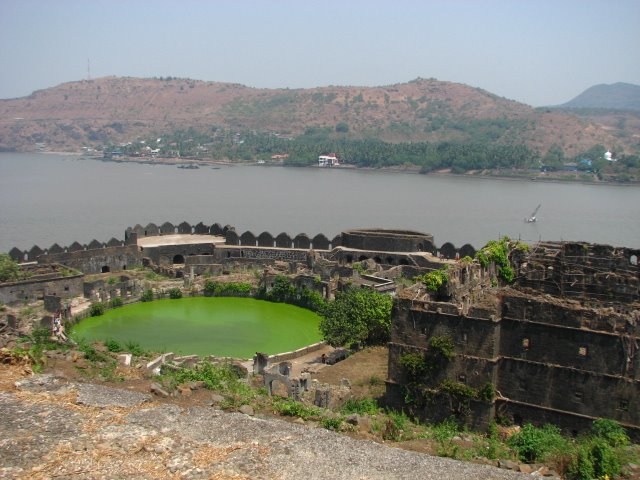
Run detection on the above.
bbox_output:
[525,204,541,223]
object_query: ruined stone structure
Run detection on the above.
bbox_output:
[386,242,640,439]
[7,222,639,438]
[8,222,474,276]
[0,264,83,304]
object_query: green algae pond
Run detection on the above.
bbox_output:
[71,297,323,358]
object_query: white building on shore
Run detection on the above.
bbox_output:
[318,154,340,167]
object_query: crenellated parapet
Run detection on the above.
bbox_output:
[7,222,480,274]
[8,238,127,263]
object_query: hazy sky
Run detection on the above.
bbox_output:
[1,0,639,106]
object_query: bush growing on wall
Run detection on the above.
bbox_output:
[475,236,528,283]
[109,297,123,308]
[204,280,253,296]
[89,302,105,316]
[417,267,449,292]
[168,287,183,299]
[141,289,154,302]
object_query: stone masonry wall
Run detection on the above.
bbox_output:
[0,274,83,304]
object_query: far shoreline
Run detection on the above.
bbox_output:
[4,150,639,187]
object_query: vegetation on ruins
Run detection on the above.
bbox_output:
[0,253,26,283]
[140,288,154,302]
[417,266,449,292]
[257,275,327,313]
[168,287,183,299]
[109,297,123,308]
[9,326,67,372]
[499,418,634,479]
[399,335,496,415]
[3,331,637,478]
[89,302,105,316]
[475,236,528,283]
[399,335,456,384]
[319,287,393,347]
[203,280,253,296]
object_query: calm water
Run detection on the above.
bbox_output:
[71,297,322,357]
[1,153,639,251]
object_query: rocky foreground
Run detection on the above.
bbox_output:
[0,372,535,480]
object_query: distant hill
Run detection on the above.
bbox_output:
[559,82,640,110]
[0,76,634,155]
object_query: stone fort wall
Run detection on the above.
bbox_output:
[8,221,481,270]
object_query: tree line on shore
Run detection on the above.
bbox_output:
[107,126,640,178]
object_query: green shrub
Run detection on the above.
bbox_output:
[419,267,449,292]
[320,417,343,431]
[591,418,629,447]
[89,302,105,316]
[273,398,319,420]
[352,262,366,274]
[439,379,476,400]
[31,327,52,346]
[79,342,108,363]
[203,280,216,295]
[590,438,621,479]
[431,417,461,458]
[477,382,495,402]
[168,287,183,299]
[428,335,455,359]
[264,275,297,303]
[105,338,123,352]
[141,289,154,302]
[341,398,379,416]
[508,423,568,463]
[144,271,165,281]
[399,352,427,381]
[565,443,595,480]
[475,237,523,283]
[109,297,123,308]
[163,361,254,405]
[0,253,20,282]
[298,287,327,312]
[125,341,145,357]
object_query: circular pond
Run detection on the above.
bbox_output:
[71,297,322,358]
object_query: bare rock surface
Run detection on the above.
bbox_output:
[0,378,534,480]
[75,383,152,408]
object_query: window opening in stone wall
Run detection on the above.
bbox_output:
[64,286,69,291]
[173,254,185,264]
[619,399,629,411]
[522,338,530,350]
[578,345,588,357]
[122,265,127,270]
[101,266,110,273]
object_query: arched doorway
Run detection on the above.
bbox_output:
[173,254,185,264]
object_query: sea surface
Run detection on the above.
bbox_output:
[1,152,639,252]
